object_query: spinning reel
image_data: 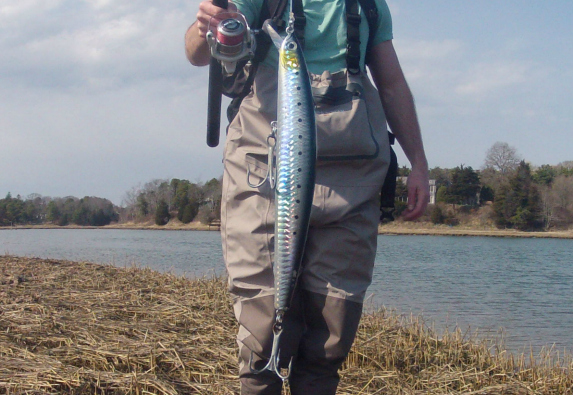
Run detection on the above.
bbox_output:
[206,13,255,74]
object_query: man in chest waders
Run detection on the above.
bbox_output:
[186,0,429,393]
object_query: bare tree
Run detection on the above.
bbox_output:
[556,161,573,176]
[540,175,573,229]
[141,179,170,214]
[121,184,143,222]
[551,175,573,211]
[539,185,555,230]
[483,142,521,175]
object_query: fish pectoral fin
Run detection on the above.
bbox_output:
[262,20,284,50]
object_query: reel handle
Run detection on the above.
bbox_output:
[206,0,229,148]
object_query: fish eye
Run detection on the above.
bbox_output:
[287,42,297,50]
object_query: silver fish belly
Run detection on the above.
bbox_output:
[274,32,316,313]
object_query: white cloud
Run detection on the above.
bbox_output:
[84,0,115,10]
[455,60,530,96]
[396,38,464,62]
[0,1,198,92]
[0,0,62,19]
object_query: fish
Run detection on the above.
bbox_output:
[249,16,316,380]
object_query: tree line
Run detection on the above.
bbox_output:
[120,178,222,226]
[0,194,118,227]
[2,142,572,231]
[0,178,222,227]
[392,142,573,231]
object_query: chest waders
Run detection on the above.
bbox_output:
[219,0,393,392]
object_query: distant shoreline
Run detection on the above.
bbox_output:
[2,221,573,239]
[377,223,573,239]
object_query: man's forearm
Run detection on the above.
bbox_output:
[185,22,211,66]
[369,41,427,170]
[369,40,430,220]
[381,78,428,169]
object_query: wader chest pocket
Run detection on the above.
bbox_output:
[313,84,380,162]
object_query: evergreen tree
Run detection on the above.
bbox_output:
[3,195,25,225]
[436,186,448,203]
[173,180,190,212]
[180,202,199,223]
[46,201,61,223]
[58,213,70,226]
[72,203,90,226]
[492,161,542,230]
[533,164,556,186]
[446,165,481,206]
[479,185,495,204]
[557,161,573,177]
[155,200,170,226]
[176,195,190,221]
[137,194,149,217]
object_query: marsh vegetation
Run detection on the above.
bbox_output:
[1,256,572,394]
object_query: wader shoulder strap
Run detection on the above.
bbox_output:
[346,0,379,73]
[356,0,379,64]
[291,0,306,47]
[345,0,362,75]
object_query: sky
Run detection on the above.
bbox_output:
[1,1,572,205]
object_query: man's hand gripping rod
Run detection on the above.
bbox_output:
[205,0,255,147]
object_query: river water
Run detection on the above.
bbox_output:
[2,228,572,356]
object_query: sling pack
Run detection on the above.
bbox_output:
[221,0,398,219]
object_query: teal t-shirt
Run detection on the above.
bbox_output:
[232,0,393,74]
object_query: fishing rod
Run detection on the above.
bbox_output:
[205,0,228,148]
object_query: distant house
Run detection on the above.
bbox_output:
[429,180,436,204]
[397,177,437,205]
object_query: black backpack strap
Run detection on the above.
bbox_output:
[356,0,379,64]
[345,0,362,75]
[380,131,398,221]
[346,0,379,73]
[291,0,306,47]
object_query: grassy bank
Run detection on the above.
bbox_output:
[1,256,572,394]
[377,221,573,239]
[1,220,217,232]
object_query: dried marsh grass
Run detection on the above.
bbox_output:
[1,256,572,394]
